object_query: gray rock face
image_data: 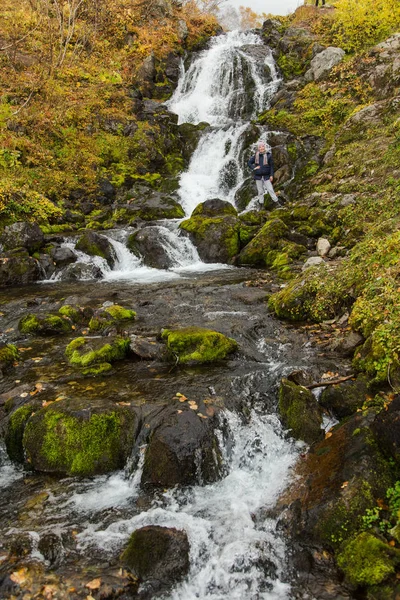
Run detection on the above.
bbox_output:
[320,375,368,419]
[304,47,345,82]
[129,335,165,360]
[59,262,102,281]
[0,221,44,253]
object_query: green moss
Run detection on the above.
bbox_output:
[104,305,136,321]
[337,532,400,586]
[161,327,238,364]
[0,344,19,365]
[18,314,41,334]
[65,336,129,370]
[81,362,113,376]
[5,405,34,463]
[278,378,322,444]
[42,314,72,334]
[23,405,134,476]
[238,218,289,267]
[192,202,237,218]
[58,305,82,322]
[88,316,110,332]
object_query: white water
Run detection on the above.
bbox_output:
[168,30,280,216]
[76,407,299,599]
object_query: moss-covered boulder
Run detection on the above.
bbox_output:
[88,304,136,334]
[18,313,72,336]
[0,344,19,372]
[320,375,369,420]
[122,526,189,587]
[179,215,240,263]
[22,399,138,476]
[278,378,323,445]
[65,336,130,375]
[191,198,237,218]
[161,327,238,364]
[142,404,222,487]
[119,189,185,221]
[5,405,35,463]
[58,304,94,324]
[0,254,42,287]
[75,231,117,267]
[268,273,318,321]
[371,396,400,465]
[237,218,306,273]
[337,532,400,587]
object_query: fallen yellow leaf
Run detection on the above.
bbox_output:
[85,578,101,590]
[20,392,28,398]
[10,567,28,585]
[189,404,198,410]
[325,431,333,439]
[341,481,349,489]
[389,540,396,547]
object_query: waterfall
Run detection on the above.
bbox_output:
[167,30,281,216]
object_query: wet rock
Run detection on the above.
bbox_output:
[38,533,63,567]
[304,47,345,82]
[371,395,400,464]
[127,227,175,270]
[0,221,44,253]
[59,262,103,281]
[278,411,393,551]
[50,246,77,267]
[287,369,314,387]
[142,404,222,487]
[122,526,189,590]
[5,404,36,463]
[178,122,209,163]
[161,327,238,364]
[0,344,19,376]
[129,335,165,360]
[8,533,33,558]
[319,375,369,419]
[234,177,255,211]
[75,231,116,267]
[0,253,42,286]
[23,398,139,476]
[37,253,56,278]
[329,330,364,357]
[165,52,182,83]
[180,214,240,264]
[278,378,323,445]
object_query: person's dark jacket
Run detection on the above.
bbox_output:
[248,152,274,180]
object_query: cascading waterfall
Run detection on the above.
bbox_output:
[167,30,280,216]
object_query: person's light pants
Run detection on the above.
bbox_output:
[256,178,279,204]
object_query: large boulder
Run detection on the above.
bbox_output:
[0,253,42,286]
[119,189,184,221]
[0,221,44,253]
[58,262,103,281]
[179,211,240,263]
[88,304,136,334]
[122,526,189,591]
[161,327,238,364]
[21,398,138,476]
[191,198,237,218]
[75,231,117,267]
[141,404,222,487]
[304,47,345,82]
[278,378,323,445]
[127,226,176,269]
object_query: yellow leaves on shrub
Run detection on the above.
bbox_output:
[332,0,400,52]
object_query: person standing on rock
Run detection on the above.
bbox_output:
[248,141,279,208]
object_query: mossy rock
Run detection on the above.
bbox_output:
[75,231,116,267]
[18,313,72,336]
[161,327,238,364]
[22,399,138,476]
[268,276,317,321]
[5,405,35,463]
[191,199,237,218]
[65,336,130,374]
[88,305,136,333]
[278,378,323,444]
[179,215,240,263]
[237,218,289,267]
[58,304,92,324]
[320,375,369,419]
[0,344,19,369]
[337,532,400,587]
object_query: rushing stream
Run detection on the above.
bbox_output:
[0,30,335,600]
